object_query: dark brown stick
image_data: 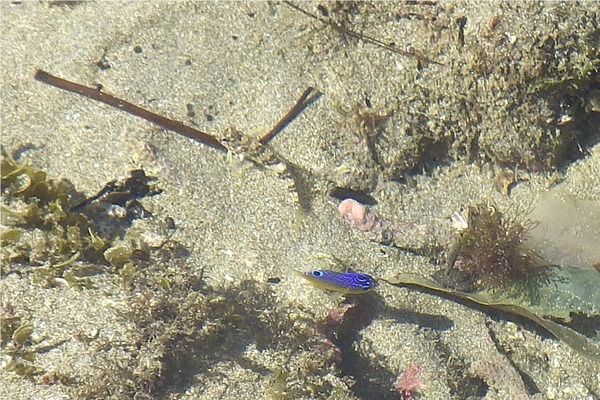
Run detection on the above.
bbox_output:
[34,69,227,151]
[259,86,321,145]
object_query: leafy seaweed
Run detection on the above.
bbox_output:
[1,149,107,280]
[384,271,600,362]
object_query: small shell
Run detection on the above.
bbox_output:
[12,323,34,345]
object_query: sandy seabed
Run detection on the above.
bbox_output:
[1,2,599,399]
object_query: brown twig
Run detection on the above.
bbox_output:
[283,1,444,67]
[259,86,321,145]
[34,69,227,151]
[35,70,320,152]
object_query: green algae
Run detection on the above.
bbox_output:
[1,149,107,281]
[525,267,600,323]
[1,151,348,398]
[384,272,600,363]
[1,149,170,288]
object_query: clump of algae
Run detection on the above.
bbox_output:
[76,266,349,398]
[1,149,107,285]
[0,148,106,382]
[1,150,353,398]
[1,307,44,380]
[447,203,554,296]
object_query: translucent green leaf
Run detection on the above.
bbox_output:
[384,272,600,362]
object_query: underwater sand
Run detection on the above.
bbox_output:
[2,2,599,399]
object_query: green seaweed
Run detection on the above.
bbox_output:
[1,315,70,382]
[384,272,600,362]
[523,267,600,322]
[0,149,166,288]
[1,316,44,380]
[1,149,108,282]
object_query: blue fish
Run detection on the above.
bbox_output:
[298,269,378,294]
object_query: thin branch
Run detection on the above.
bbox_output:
[260,86,321,145]
[34,70,227,151]
[283,1,443,67]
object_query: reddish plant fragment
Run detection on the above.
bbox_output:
[394,365,427,400]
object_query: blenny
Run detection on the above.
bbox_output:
[298,269,378,294]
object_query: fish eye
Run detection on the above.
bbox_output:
[311,270,324,277]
